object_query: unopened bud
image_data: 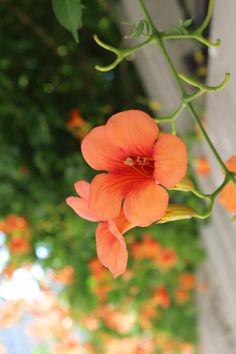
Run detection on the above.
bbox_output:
[157,204,195,224]
[169,177,195,192]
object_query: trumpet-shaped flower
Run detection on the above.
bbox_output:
[81,110,187,227]
[66,181,134,277]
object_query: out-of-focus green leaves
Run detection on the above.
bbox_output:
[52,0,84,42]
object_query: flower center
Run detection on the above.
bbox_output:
[124,156,154,177]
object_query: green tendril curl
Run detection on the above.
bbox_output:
[94,0,236,222]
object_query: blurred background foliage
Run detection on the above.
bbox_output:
[0,0,205,353]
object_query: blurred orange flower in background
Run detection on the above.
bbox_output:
[28,295,72,340]
[195,157,211,176]
[0,300,27,328]
[104,336,154,354]
[0,214,28,234]
[101,306,136,334]
[131,233,177,271]
[51,334,82,354]
[219,155,236,212]
[139,305,157,330]
[89,258,109,281]
[9,236,31,255]
[131,234,161,260]
[88,258,114,301]
[156,248,177,270]
[175,288,190,305]
[67,109,91,139]
[50,265,75,285]
[179,272,196,291]
[1,264,15,277]
[152,287,170,308]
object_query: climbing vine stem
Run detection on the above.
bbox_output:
[138,0,235,183]
[94,0,236,221]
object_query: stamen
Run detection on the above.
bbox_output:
[124,157,134,166]
[124,156,154,177]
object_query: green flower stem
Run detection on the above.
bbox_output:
[94,34,154,72]
[185,89,205,103]
[187,103,230,175]
[196,0,214,34]
[192,189,211,201]
[161,0,220,48]
[154,103,185,124]
[193,176,229,219]
[179,72,230,93]
[162,33,220,48]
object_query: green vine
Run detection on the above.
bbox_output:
[94,0,236,222]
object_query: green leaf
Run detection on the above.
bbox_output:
[180,18,193,28]
[131,20,145,39]
[125,19,151,40]
[52,0,83,42]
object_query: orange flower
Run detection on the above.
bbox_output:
[152,287,170,308]
[67,181,134,277]
[94,283,113,301]
[102,306,136,334]
[131,234,161,260]
[0,214,28,234]
[139,305,156,330]
[195,157,211,176]
[104,337,140,354]
[175,288,189,304]
[9,236,31,254]
[89,258,109,280]
[51,335,82,354]
[219,155,236,212]
[0,300,27,328]
[51,266,75,285]
[67,109,91,139]
[156,248,177,270]
[2,264,15,277]
[80,314,99,331]
[81,110,187,227]
[179,273,196,291]
[180,342,195,354]
[67,109,86,129]
[28,299,71,340]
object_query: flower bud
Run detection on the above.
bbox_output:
[157,204,195,224]
[168,176,195,192]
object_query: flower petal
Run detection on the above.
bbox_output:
[89,173,124,220]
[123,181,169,227]
[226,155,236,172]
[74,180,90,199]
[154,133,187,188]
[106,110,159,156]
[96,222,128,277]
[66,196,100,222]
[81,125,124,171]
[112,209,136,234]
[219,182,236,213]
